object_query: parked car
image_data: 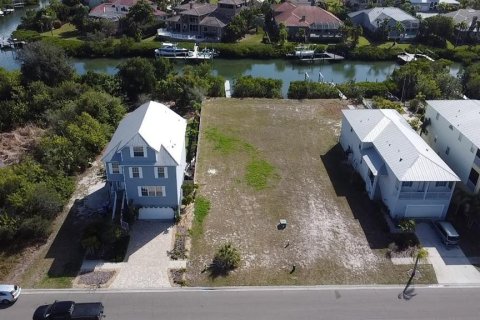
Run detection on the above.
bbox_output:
[33,301,105,320]
[0,284,21,304]
[433,220,460,245]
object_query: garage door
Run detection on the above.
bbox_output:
[138,207,175,220]
[405,205,444,219]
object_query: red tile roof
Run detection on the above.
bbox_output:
[273,2,342,28]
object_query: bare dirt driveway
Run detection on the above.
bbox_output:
[187,98,436,286]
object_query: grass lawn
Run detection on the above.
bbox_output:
[240,29,264,44]
[358,36,370,47]
[187,98,437,286]
[40,23,82,41]
[377,41,410,50]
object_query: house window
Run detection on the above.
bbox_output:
[476,148,480,159]
[155,166,168,179]
[435,181,447,187]
[133,146,144,157]
[458,133,463,142]
[468,168,479,185]
[403,181,413,187]
[446,146,450,155]
[130,167,142,178]
[110,162,120,174]
[139,186,165,197]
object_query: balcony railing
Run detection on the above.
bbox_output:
[399,191,451,200]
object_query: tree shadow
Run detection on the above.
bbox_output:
[320,143,392,250]
[45,186,109,279]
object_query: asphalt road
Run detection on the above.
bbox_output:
[3,286,480,320]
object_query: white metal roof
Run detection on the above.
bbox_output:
[343,109,459,182]
[102,101,187,165]
[427,100,480,148]
[348,7,418,24]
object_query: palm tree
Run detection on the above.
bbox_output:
[394,21,405,44]
[455,21,468,47]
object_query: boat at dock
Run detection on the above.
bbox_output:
[154,42,190,57]
[286,46,344,62]
[0,37,26,49]
[155,43,217,61]
[397,52,435,64]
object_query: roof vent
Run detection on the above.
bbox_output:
[399,158,403,162]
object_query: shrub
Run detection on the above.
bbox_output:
[11,29,42,42]
[211,242,241,275]
[287,81,338,99]
[182,183,198,206]
[398,219,416,233]
[233,76,282,98]
[17,216,51,240]
[371,96,404,113]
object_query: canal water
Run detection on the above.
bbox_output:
[0,1,462,96]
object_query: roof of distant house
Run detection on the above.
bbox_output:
[200,15,227,27]
[348,7,419,24]
[443,9,480,25]
[102,101,187,165]
[218,0,245,5]
[427,100,480,148]
[181,3,217,16]
[273,1,343,28]
[89,0,166,20]
[343,109,459,182]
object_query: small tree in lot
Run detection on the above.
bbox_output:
[210,242,241,276]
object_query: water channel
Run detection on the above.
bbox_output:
[0,1,462,97]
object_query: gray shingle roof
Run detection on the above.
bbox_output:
[348,7,418,24]
[343,109,459,182]
[427,100,480,148]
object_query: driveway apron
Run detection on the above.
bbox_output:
[416,222,480,284]
[110,221,176,288]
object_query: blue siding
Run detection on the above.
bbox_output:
[119,145,157,165]
[125,166,179,208]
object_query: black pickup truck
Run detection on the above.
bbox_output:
[33,300,105,320]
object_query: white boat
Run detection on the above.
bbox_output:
[154,42,190,57]
[293,45,315,58]
[0,10,4,16]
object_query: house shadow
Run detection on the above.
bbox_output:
[321,143,392,250]
[45,184,109,279]
[121,220,174,262]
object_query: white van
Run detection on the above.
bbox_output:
[433,221,460,245]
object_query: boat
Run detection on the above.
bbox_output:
[397,52,434,64]
[155,43,217,61]
[0,10,3,16]
[286,45,315,59]
[154,42,190,57]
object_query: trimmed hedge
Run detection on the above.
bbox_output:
[287,81,339,99]
[337,81,390,99]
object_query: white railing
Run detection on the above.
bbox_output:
[399,191,451,200]
[399,192,424,200]
[157,29,204,41]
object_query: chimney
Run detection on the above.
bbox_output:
[301,15,306,21]
[190,2,193,9]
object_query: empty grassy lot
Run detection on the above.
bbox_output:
[186,98,436,286]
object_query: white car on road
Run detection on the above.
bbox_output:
[0,284,21,304]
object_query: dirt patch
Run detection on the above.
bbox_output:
[187,98,436,285]
[0,125,44,166]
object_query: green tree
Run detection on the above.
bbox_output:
[121,0,154,40]
[74,90,126,128]
[117,57,156,101]
[211,242,241,275]
[462,62,480,98]
[17,42,74,86]
[455,21,468,47]
[279,23,288,46]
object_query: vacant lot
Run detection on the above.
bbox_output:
[186,98,436,286]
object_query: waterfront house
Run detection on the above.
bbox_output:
[410,0,459,12]
[348,7,419,41]
[89,0,167,22]
[423,100,480,193]
[443,9,480,43]
[163,0,249,41]
[272,0,343,42]
[102,101,187,220]
[340,109,459,220]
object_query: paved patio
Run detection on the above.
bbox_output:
[81,220,186,288]
[416,222,480,284]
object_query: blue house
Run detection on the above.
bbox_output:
[102,101,187,220]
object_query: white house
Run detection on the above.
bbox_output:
[348,7,419,41]
[340,109,459,220]
[102,101,187,220]
[424,100,480,194]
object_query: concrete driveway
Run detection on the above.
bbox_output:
[110,220,186,288]
[416,222,480,284]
